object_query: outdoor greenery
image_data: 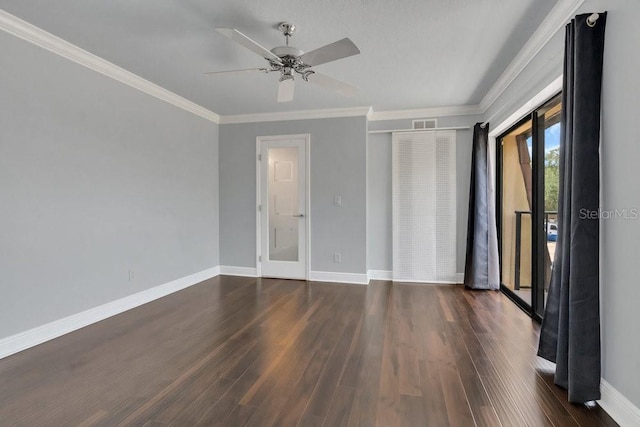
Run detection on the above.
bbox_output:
[545,147,559,211]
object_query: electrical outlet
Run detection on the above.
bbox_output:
[334,252,342,263]
[129,269,134,283]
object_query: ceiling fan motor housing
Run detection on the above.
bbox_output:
[269,46,310,77]
[270,46,304,58]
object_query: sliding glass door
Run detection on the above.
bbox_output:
[498,94,561,320]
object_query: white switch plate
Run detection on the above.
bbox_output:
[334,195,342,206]
[334,252,341,263]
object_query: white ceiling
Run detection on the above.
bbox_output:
[0,0,558,116]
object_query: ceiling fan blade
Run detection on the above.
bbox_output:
[299,38,360,67]
[305,72,358,97]
[215,28,282,64]
[277,78,295,103]
[203,68,269,76]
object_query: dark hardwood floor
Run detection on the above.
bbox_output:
[0,276,617,426]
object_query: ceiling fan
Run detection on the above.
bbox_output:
[205,23,360,102]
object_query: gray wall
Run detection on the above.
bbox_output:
[0,32,219,339]
[219,117,367,274]
[367,115,482,273]
[484,0,640,408]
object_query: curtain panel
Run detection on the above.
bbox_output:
[464,123,499,290]
[537,12,607,404]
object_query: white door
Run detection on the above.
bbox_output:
[258,135,308,279]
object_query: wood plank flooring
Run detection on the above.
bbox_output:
[0,276,617,426]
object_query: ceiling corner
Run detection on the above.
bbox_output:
[479,0,586,114]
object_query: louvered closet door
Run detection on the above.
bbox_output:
[392,130,457,283]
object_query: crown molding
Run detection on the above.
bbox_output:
[0,9,220,124]
[479,0,585,113]
[223,0,582,127]
[1,0,581,128]
[219,106,372,124]
[488,75,562,137]
[0,9,483,127]
[367,105,483,122]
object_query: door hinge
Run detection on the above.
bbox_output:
[258,204,262,212]
[258,154,262,161]
[258,255,262,262]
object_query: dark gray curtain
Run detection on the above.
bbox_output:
[537,12,607,404]
[464,123,499,290]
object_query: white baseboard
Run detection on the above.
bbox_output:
[366,271,464,283]
[219,265,258,277]
[309,271,369,285]
[392,279,460,285]
[219,266,367,284]
[390,274,463,285]
[0,266,220,360]
[368,270,393,281]
[599,379,640,427]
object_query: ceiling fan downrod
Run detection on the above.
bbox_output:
[278,22,296,46]
[269,23,310,80]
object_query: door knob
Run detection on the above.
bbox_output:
[293,214,304,217]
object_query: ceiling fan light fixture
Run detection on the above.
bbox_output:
[279,68,294,82]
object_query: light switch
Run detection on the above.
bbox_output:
[334,195,342,206]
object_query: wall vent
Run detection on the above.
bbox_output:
[412,118,438,130]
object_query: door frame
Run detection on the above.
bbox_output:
[494,92,561,322]
[495,114,538,318]
[256,134,311,280]
[489,76,563,321]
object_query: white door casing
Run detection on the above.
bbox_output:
[257,134,310,280]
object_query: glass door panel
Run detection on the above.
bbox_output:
[268,147,299,262]
[498,93,562,319]
[536,94,562,317]
[500,118,534,308]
